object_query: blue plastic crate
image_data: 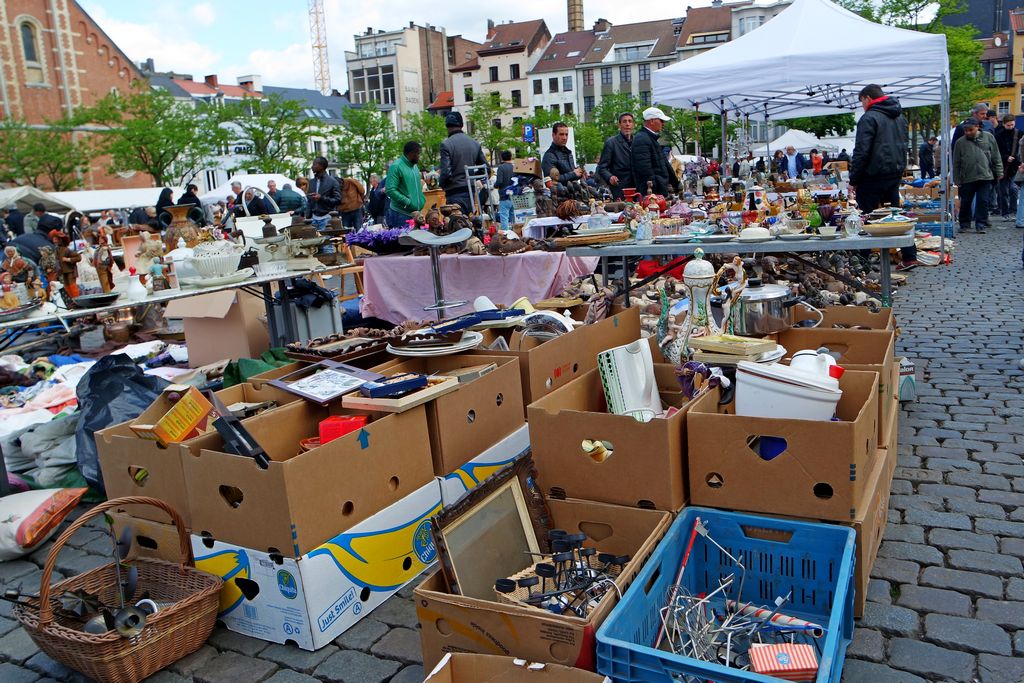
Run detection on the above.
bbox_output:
[596,508,855,683]
[916,221,956,238]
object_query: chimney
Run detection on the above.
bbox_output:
[366,27,373,35]
[487,19,495,38]
[593,18,611,33]
[237,74,262,92]
[711,0,723,6]
[567,0,584,32]
[204,74,219,88]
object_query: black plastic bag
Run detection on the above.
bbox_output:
[74,354,169,492]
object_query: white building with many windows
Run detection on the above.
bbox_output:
[527,30,595,118]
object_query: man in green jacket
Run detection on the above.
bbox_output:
[953,119,1003,233]
[385,141,426,228]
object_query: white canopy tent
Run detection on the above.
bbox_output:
[653,0,951,257]
[199,173,296,204]
[51,187,183,212]
[768,129,838,154]
[0,187,76,214]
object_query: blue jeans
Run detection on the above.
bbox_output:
[498,199,514,230]
[310,215,330,229]
[386,208,412,228]
[341,207,363,228]
[1016,182,1024,227]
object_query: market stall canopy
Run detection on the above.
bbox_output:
[767,130,838,153]
[199,174,296,203]
[50,187,183,212]
[653,0,949,119]
[0,186,76,213]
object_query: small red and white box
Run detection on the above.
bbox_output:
[749,643,818,681]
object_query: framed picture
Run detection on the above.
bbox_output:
[430,455,551,599]
[268,360,384,405]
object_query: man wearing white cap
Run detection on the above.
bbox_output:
[631,107,680,196]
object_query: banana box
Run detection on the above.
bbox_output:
[192,478,442,650]
[438,424,531,505]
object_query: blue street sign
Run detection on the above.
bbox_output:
[523,123,535,143]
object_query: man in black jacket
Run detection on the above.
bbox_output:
[850,84,917,270]
[631,107,679,197]
[305,156,342,228]
[542,122,583,194]
[994,114,1019,218]
[439,112,487,214]
[597,112,634,199]
[918,137,936,179]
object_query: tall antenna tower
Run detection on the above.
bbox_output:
[308,0,331,95]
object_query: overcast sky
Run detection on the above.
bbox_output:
[81,0,729,93]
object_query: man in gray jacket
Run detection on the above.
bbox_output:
[953,119,1003,234]
[439,112,487,214]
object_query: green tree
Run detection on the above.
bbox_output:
[220,94,323,177]
[333,102,399,185]
[658,106,737,157]
[466,94,518,163]
[573,123,605,164]
[402,111,447,169]
[80,88,225,187]
[786,114,857,138]
[0,117,91,191]
[589,93,642,139]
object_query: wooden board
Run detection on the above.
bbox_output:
[341,376,459,413]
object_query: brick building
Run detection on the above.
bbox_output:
[0,0,148,190]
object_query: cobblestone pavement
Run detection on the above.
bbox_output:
[0,224,1021,682]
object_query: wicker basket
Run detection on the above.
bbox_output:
[13,497,222,683]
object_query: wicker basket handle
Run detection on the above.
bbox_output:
[37,496,194,627]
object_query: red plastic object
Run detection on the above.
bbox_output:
[828,365,845,380]
[636,256,689,280]
[319,415,369,445]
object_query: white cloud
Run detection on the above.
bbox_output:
[190,3,216,26]
[224,43,317,90]
[83,3,222,75]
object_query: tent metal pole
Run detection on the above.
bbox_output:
[721,99,728,170]
[939,77,949,262]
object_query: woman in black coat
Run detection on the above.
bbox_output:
[155,188,175,226]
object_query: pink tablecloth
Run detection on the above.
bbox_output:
[359,252,600,324]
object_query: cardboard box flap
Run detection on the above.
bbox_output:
[165,290,237,319]
[426,653,610,682]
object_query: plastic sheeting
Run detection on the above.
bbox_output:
[73,354,168,492]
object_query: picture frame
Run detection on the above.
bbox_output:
[430,455,552,600]
[267,360,385,405]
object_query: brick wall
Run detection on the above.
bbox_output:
[1,0,152,189]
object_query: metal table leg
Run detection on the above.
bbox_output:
[280,278,298,343]
[622,256,630,307]
[262,281,281,347]
[601,256,609,287]
[879,253,893,308]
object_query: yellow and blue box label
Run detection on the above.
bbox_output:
[438,425,530,506]
[193,479,442,650]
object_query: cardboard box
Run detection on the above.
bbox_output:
[182,400,434,556]
[367,355,524,476]
[110,512,188,564]
[687,370,879,522]
[194,479,441,650]
[898,356,916,402]
[776,327,895,446]
[513,158,543,177]
[214,381,302,412]
[415,499,671,672]
[791,305,895,330]
[849,421,897,618]
[165,290,269,368]
[425,653,610,682]
[96,420,197,525]
[528,364,690,511]
[129,385,213,447]
[439,425,531,505]
[469,308,641,405]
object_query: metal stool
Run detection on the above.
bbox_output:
[399,227,473,319]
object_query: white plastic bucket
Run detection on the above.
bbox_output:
[735,361,842,421]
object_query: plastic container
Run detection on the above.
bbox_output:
[596,507,855,683]
[319,415,369,444]
[735,361,842,421]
